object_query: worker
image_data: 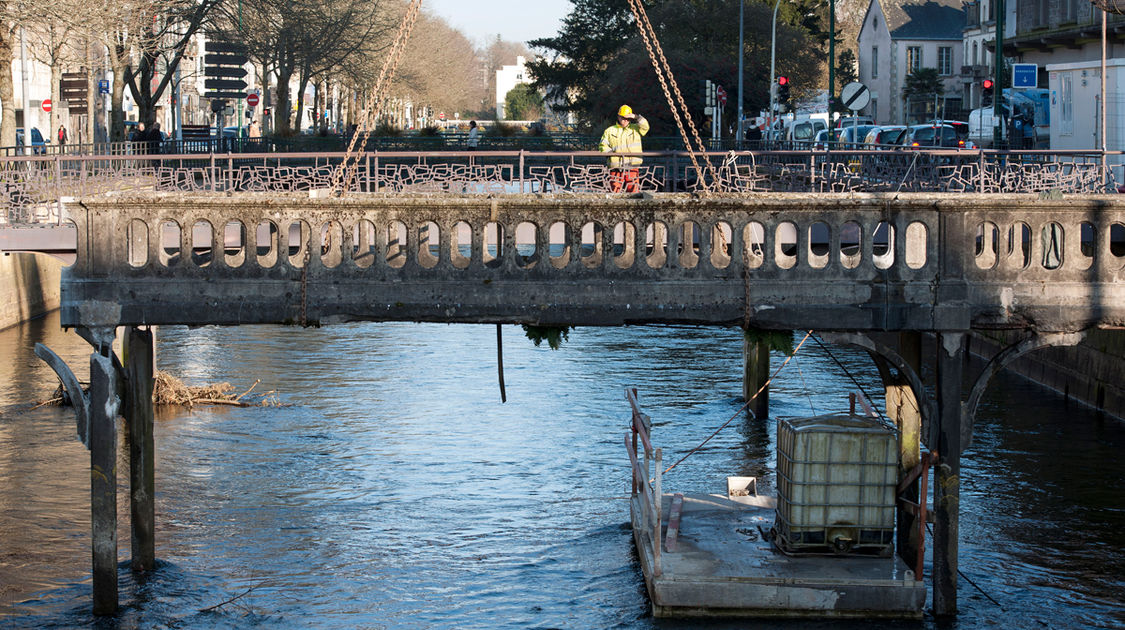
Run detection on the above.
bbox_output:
[598,104,649,192]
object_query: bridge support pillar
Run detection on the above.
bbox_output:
[742,338,769,418]
[933,331,965,617]
[889,333,923,573]
[88,347,120,615]
[124,327,156,572]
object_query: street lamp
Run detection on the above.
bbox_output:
[737,0,745,148]
[768,0,781,143]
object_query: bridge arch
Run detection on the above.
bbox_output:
[961,331,1088,448]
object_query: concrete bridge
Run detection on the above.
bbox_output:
[13,150,1125,619]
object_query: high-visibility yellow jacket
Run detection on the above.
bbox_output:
[598,116,649,168]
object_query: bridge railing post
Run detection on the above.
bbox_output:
[210,153,216,193]
[54,154,62,224]
[519,150,525,193]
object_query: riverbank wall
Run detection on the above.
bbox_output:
[969,330,1125,421]
[0,253,62,331]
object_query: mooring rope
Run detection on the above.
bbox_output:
[660,330,814,477]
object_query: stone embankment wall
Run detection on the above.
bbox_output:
[970,330,1125,420]
[0,253,63,330]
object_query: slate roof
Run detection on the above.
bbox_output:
[883,0,965,40]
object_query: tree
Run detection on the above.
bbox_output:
[836,49,858,86]
[903,67,944,122]
[527,0,822,133]
[503,83,543,120]
[222,0,388,135]
[482,35,529,114]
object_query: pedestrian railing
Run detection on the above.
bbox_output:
[1,148,1121,226]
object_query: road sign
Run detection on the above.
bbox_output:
[41,99,51,112]
[205,78,248,91]
[1012,63,1037,88]
[204,53,249,67]
[716,85,727,106]
[204,66,248,79]
[98,79,109,95]
[204,41,248,99]
[204,40,247,55]
[247,93,259,107]
[840,81,871,112]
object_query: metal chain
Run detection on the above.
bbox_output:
[331,0,424,194]
[625,0,721,192]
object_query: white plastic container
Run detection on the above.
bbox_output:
[775,413,897,555]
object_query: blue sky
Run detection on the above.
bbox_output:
[423,0,573,47]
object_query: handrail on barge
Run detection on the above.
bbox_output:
[625,388,663,577]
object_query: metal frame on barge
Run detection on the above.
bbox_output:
[626,389,926,619]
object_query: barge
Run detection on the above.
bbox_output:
[626,390,927,619]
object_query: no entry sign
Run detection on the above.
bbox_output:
[42,99,51,112]
[247,93,259,107]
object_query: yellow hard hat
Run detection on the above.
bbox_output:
[617,105,634,118]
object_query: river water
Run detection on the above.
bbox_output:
[1,312,1122,629]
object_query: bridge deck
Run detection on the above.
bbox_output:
[58,191,1125,333]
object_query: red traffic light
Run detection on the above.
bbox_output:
[777,76,789,86]
[982,79,994,89]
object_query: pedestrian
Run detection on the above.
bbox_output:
[598,104,649,193]
[146,122,163,155]
[57,125,67,149]
[129,122,146,154]
[249,119,261,139]
[467,120,480,150]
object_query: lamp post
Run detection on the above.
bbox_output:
[768,0,781,143]
[737,0,745,148]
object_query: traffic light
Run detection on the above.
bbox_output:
[777,76,790,106]
[982,79,994,106]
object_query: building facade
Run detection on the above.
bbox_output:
[858,0,966,125]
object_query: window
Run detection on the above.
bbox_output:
[973,42,978,65]
[872,47,878,78]
[938,47,952,75]
[907,46,922,73]
[988,0,995,21]
[1060,74,1073,136]
[1063,0,1078,23]
[1032,0,1049,27]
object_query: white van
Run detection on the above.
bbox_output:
[968,107,1003,148]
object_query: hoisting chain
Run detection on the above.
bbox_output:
[331,0,424,195]
[624,0,721,193]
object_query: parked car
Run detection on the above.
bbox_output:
[863,125,906,149]
[811,129,833,151]
[834,115,874,129]
[16,127,47,154]
[835,125,878,149]
[787,118,827,143]
[898,123,962,149]
[927,120,975,148]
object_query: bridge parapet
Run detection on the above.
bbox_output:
[59,192,1125,333]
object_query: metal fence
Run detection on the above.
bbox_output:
[1,148,1121,226]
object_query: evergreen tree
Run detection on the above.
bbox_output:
[504,84,545,120]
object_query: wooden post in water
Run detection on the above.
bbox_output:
[89,351,120,615]
[125,326,156,571]
[933,331,964,616]
[742,337,769,418]
[891,332,923,570]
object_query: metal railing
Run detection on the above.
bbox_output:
[626,388,663,577]
[1,147,1121,227]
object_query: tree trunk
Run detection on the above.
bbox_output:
[49,61,61,146]
[274,62,293,136]
[294,71,310,135]
[0,25,15,148]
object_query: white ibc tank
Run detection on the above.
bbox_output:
[775,413,897,555]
